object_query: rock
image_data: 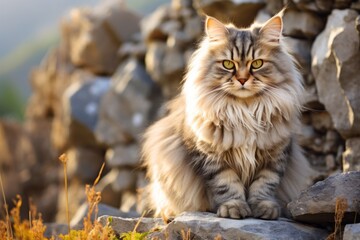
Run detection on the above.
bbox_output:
[62,73,110,148]
[146,43,185,97]
[105,144,140,168]
[343,223,360,240]
[151,212,328,240]
[93,0,141,43]
[310,111,333,132]
[141,5,171,42]
[265,0,284,15]
[70,202,139,228]
[66,147,104,182]
[288,171,360,225]
[352,0,360,11]
[284,37,312,75]
[44,223,69,238]
[283,9,325,39]
[325,154,336,170]
[63,8,119,75]
[194,0,265,28]
[312,9,360,138]
[0,120,36,205]
[95,58,161,146]
[294,0,334,13]
[334,0,352,9]
[98,215,165,235]
[343,138,360,172]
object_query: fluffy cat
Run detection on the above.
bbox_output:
[142,12,312,219]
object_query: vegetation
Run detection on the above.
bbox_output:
[0,80,25,120]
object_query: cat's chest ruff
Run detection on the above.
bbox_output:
[188,103,291,151]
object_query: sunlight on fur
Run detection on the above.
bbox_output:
[142,11,313,220]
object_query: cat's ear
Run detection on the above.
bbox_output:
[205,16,228,42]
[259,13,283,43]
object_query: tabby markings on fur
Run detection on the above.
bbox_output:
[142,12,312,220]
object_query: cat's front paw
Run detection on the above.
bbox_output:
[217,199,251,219]
[249,199,280,220]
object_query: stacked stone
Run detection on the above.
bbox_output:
[19,0,360,224]
[255,0,360,177]
[142,0,203,98]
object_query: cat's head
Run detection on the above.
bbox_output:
[185,12,300,100]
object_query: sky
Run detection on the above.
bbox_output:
[0,0,99,58]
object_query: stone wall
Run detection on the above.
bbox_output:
[2,0,359,221]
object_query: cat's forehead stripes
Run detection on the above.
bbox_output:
[229,29,254,62]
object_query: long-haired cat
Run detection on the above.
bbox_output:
[142,12,312,219]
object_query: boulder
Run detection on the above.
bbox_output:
[194,0,265,28]
[62,73,110,148]
[288,171,360,225]
[93,0,140,43]
[311,9,360,138]
[99,212,327,239]
[343,223,360,240]
[66,147,104,182]
[63,8,118,75]
[283,9,325,39]
[105,144,140,168]
[141,5,171,42]
[343,138,360,171]
[284,38,312,75]
[98,215,165,235]
[95,58,161,146]
[70,202,139,228]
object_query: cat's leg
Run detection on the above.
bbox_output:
[196,162,252,219]
[247,154,287,220]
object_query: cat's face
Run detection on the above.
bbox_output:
[195,14,293,100]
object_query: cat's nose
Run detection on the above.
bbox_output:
[237,78,248,85]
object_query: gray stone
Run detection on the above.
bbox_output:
[93,0,141,43]
[70,202,139,228]
[284,37,312,75]
[344,223,360,240]
[288,171,360,225]
[294,0,334,13]
[194,0,265,28]
[63,73,110,147]
[97,168,137,193]
[145,41,167,83]
[310,111,333,132]
[63,8,120,75]
[105,144,139,168]
[153,212,328,240]
[343,138,360,172]
[97,215,165,235]
[44,223,69,238]
[141,5,171,42]
[184,15,203,40]
[66,147,104,182]
[95,58,161,145]
[283,9,325,39]
[311,9,360,138]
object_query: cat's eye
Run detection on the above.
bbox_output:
[222,60,235,70]
[251,59,263,69]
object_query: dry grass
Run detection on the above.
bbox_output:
[0,153,222,240]
[326,197,348,240]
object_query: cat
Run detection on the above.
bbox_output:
[141,12,312,220]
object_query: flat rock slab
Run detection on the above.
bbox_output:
[100,212,328,240]
[344,223,360,240]
[288,171,360,225]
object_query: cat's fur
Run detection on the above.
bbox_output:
[142,13,312,219]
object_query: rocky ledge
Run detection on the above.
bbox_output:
[98,212,328,240]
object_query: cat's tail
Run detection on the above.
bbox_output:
[277,139,316,216]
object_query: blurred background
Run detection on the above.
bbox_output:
[0,0,359,229]
[0,0,166,120]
